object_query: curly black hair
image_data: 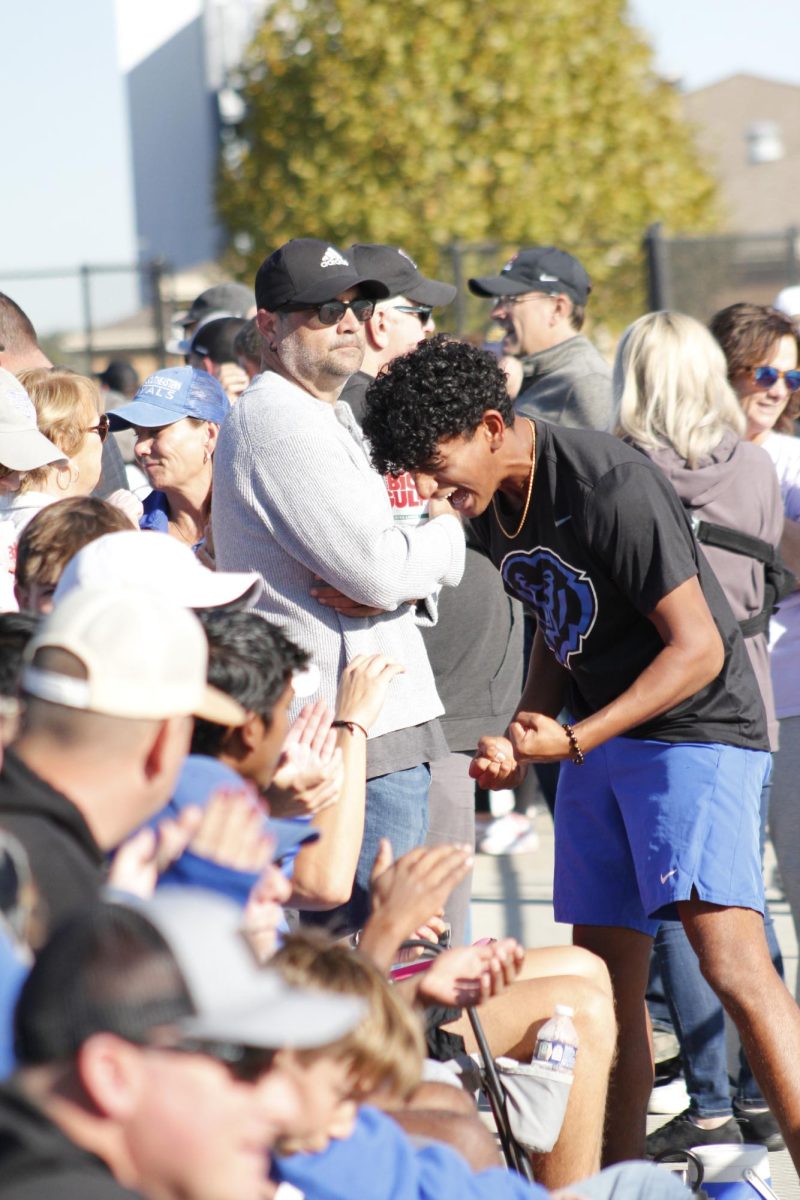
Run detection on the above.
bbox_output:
[362,335,514,476]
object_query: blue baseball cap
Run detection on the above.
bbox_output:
[159,755,320,865]
[107,367,230,431]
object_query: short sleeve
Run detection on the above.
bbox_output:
[581,462,698,616]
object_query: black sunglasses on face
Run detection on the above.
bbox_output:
[282,298,375,326]
[391,305,433,325]
[144,1036,277,1082]
[87,413,110,443]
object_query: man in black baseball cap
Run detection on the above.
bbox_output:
[469,245,610,432]
[470,245,611,820]
[213,239,465,934]
[339,244,456,424]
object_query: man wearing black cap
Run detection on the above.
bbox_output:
[187,317,249,403]
[213,238,466,933]
[338,244,456,424]
[470,246,611,430]
[327,244,520,942]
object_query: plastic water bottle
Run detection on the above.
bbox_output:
[532,1004,579,1075]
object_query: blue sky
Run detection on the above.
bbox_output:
[1,0,798,333]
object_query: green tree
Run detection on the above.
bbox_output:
[217,0,718,331]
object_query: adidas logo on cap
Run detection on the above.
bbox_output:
[320,247,349,268]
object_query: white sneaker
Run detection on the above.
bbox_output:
[648,1075,690,1115]
[478,812,539,856]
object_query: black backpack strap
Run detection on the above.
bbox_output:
[692,519,778,567]
[691,517,795,638]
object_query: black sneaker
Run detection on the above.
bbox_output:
[646,1110,743,1158]
[735,1108,785,1152]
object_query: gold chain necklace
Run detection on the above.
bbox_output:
[492,418,537,540]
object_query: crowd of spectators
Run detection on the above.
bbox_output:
[0,246,799,1200]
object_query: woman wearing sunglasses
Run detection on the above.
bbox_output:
[711,301,800,997]
[0,369,108,537]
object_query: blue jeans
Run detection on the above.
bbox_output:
[652,764,784,1116]
[302,763,430,936]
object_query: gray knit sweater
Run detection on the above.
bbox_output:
[212,372,466,739]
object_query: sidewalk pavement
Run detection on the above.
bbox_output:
[470,808,800,1196]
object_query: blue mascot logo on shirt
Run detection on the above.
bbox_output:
[501,547,598,666]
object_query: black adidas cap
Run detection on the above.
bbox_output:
[255,239,390,310]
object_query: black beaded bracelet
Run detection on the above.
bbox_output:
[562,722,585,766]
[332,719,368,739]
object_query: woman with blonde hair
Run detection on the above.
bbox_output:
[613,310,785,1155]
[0,368,108,534]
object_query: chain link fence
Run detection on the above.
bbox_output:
[0,260,175,377]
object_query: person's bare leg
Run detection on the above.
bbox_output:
[573,924,653,1165]
[405,1080,477,1115]
[390,1109,502,1170]
[516,944,614,996]
[678,898,800,1173]
[443,971,616,1187]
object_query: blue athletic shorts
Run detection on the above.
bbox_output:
[553,737,771,936]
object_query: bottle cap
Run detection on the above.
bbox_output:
[554,1004,574,1017]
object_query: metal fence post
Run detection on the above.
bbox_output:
[643,223,670,312]
[79,264,94,374]
[149,258,168,367]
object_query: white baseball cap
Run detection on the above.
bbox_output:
[774,286,800,319]
[21,585,246,726]
[53,530,263,610]
[0,368,66,472]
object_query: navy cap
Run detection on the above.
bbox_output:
[255,238,391,311]
[469,246,591,305]
[163,756,320,865]
[107,367,230,431]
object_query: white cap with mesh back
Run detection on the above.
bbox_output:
[21,585,246,726]
[0,368,66,472]
[53,530,262,611]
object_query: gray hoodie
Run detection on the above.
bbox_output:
[640,430,783,749]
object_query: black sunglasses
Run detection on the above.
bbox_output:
[391,305,433,325]
[87,413,110,444]
[282,298,375,326]
[144,1036,276,1082]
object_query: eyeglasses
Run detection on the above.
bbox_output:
[390,305,433,326]
[746,365,800,393]
[87,413,110,443]
[283,298,375,326]
[492,293,555,309]
[144,1036,276,1083]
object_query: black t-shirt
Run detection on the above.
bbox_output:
[471,422,768,749]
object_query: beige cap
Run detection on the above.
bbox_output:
[0,368,66,471]
[21,585,245,726]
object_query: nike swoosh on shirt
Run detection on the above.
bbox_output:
[660,868,678,884]
[554,514,572,527]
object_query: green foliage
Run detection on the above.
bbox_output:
[217,0,719,333]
